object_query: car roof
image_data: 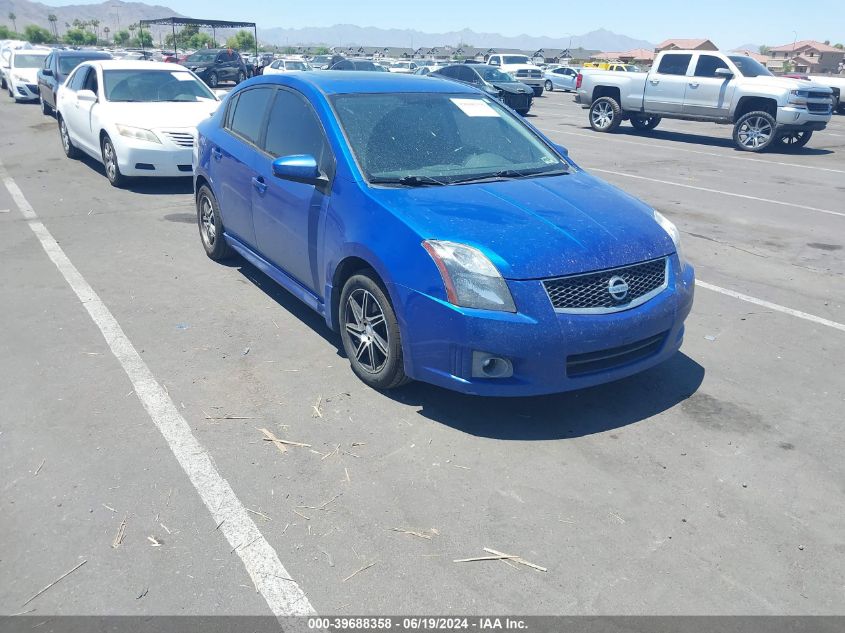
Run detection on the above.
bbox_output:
[55,49,111,58]
[251,71,478,96]
[84,60,190,71]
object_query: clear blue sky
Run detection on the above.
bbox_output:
[41,0,845,48]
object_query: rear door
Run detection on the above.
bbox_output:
[644,53,693,113]
[683,54,736,118]
[251,87,334,292]
[211,87,274,248]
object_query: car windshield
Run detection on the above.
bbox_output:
[623,65,640,72]
[311,56,331,64]
[186,51,218,63]
[477,67,514,82]
[503,56,530,65]
[59,56,102,75]
[14,54,46,68]
[728,55,773,78]
[331,92,567,185]
[285,61,308,70]
[103,69,216,102]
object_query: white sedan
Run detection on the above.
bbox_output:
[56,60,220,186]
[263,59,312,74]
[7,48,50,101]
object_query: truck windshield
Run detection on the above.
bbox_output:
[503,56,531,65]
[728,56,773,78]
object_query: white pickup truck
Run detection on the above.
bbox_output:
[808,75,845,114]
[575,50,834,152]
[487,54,545,97]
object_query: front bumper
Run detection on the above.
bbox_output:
[392,256,695,396]
[776,105,831,130]
[113,131,195,178]
[12,81,39,101]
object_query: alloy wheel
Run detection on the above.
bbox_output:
[199,193,216,248]
[737,116,772,149]
[780,131,809,146]
[60,120,70,152]
[591,101,614,129]
[344,288,389,374]
[103,140,117,181]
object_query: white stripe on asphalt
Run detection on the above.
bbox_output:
[537,126,845,176]
[0,159,315,617]
[696,280,845,332]
[588,168,845,218]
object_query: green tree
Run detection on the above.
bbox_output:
[134,30,152,47]
[758,45,770,55]
[225,30,256,52]
[782,61,794,73]
[113,29,130,45]
[0,25,12,38]
[47,14,58,39]
[8,12,16,32]
[313,46,330,55]
[90,18,100,41]
[24,24,52,43]
[65,28,89,45]
[835,43,844,50]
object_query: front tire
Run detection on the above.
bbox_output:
[630,114,661,131]
[589,96,622,132]
[776,130,812,149]
[544,80,553,92]
[196,185,234,260]
[339,272,408,390]
[101,135,126,187]
[733,111,776,152]
[58,115,80,159]
[208,72,218,88]
[237,70,246,84]
[532,86,544,97]
[40,94,53,116]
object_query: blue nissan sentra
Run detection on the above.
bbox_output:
[194,72,694,396]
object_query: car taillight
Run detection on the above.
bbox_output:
[576,73,583,89]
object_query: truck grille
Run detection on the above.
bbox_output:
[543,257,668,313]
[807,101,831,114]
[516,69,542,79]
[162,131,195,147]
[807,91,830,99]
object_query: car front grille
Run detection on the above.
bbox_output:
[25,83,38,93]
[543,257,668,313]
[515,70,542,79]
[807,101,831,113]
[162,131,195,147]
[504,93,531,110]
[807,91,830,100]
[566,331,667,377]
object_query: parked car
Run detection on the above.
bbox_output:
[184,49,247,87]
[432,64,534,115]
[583,62,640,72]
[544,66,579,92]
[193,72,694,395]
[808,74,845,114]
[330,59,384,71]
[389,61,419,74]
[0,40,30,91]
[56,60,220,186]
[310,55,343,70]
[576,50,834,151]
[6,48,50,102]
[264,59,312,75]
[486,54,544,96]
[38,49,112,115]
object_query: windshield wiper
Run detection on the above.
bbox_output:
[449,166,569,185]
[371,174,448,187]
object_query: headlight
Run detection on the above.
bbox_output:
[789,89,809,106]
[652,210,685,265]
[12,73,26,82]
[115,124,161,144]
[422,240,516,312]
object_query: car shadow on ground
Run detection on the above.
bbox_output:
[388,352,705,439]
[75,154,194,194]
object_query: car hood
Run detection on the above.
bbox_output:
[369,170,674,279]
[500,63,539,71]
[743,76,833,93]
[489,81,533,94]
[14,67,39,83]
[104,100,220,129]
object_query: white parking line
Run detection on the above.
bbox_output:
[537,126,845,176]
[588,168,845,218]
[696,280,845,332]
[0,159,316,617]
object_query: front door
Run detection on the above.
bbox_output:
[251,88,334,292]
[644,53,693,114]
[683,54,737,118]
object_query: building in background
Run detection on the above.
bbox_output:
[765,40,844,74]
[654,38,718,53]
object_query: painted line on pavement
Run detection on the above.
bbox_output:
[0,158,316,617]
[537,126,845,176]
[696,280,845,332]
[588,168,845,218]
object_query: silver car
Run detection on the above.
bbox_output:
[544,66,580,92]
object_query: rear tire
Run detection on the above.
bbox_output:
[630,114,661,131]
[776,130,813,149]
[196,184,234,260]
[208,72,218,88]
[733,111,777,152]
[237,71,246,84]
[339,271,409,391]
[589,96,622,132]
[58,115,80,159]
[544,79,553,92]
[40,95,52,116]
[101,135,126,187]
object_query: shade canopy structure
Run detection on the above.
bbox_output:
[139,17,258,58]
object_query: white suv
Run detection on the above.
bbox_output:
[487,54,544,96]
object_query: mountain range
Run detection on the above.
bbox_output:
[1,0,654,52]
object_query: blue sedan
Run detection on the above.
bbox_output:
[194,72,694,396]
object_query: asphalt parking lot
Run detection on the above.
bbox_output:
[1,87,843,617]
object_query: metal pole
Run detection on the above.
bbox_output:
[254,24,258,61]
[212,26,216,48]
[172,20,176,53]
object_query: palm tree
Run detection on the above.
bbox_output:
[8,12,17,33]
[47,14,58,39]
[90,19,99,42]
[103,26,110,43]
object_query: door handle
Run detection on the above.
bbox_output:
[251,176,267,194]
[688,82,700,88]
[211,147,222,161]
[649,79,660,85]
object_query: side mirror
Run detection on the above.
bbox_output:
[715,68,733,78]
[42,68,53,76]
[272,154,326,186]
[554,143,569,157]
[77,89,97,102]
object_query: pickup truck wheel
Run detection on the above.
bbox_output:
[733,111,776,152]
[776,130,813,149]
[589,97,622,132]
[630,115,661,131]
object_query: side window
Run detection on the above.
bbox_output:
[68,67,89,91]
[263,89,333,178]
[438,66,458,78]
[694,55,730,78]
[457,66,476,82]
[83,68,98,94]
[656,54,692,76]
[43,54,52,70]
[216,53,226,63]
[488,56,500,66]
[226,87,274,145]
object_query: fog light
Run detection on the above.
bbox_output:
[471,351,513,379]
